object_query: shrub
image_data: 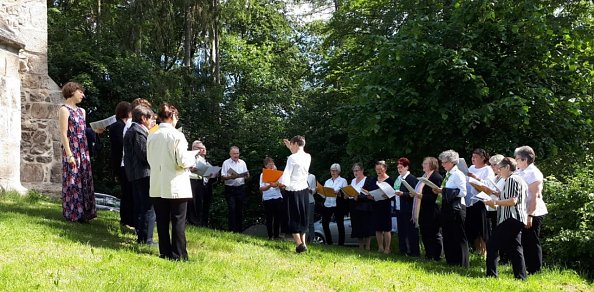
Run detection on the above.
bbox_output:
[542,164,594,279]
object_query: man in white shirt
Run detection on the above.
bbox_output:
[188,140,217,227]
[221,146,250,232]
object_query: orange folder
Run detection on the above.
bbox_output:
[262,168,283,183]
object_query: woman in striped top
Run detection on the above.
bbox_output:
[484,157,528,280]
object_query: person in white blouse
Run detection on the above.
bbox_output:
[278,135,311,253]
[514,145,547,274]
[221,146,250,233]
[433,150,469,268]
[321,163,349,245]
[466,148,496,257]
[147,103,196,260]
[259,157,284,240]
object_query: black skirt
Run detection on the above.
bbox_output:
[466,201,490,242]
[284,189,308,233]
[372,199,392,232]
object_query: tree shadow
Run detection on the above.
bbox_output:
[0,201,155,256]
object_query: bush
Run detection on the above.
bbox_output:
[542,164,594,279]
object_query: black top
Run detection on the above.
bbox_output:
[399,174,420,213]
[420,171,443,208]
[123,123,150,181]
[109,118,126,176]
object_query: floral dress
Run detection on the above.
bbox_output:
[62,105,96,222]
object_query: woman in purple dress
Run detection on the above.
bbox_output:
[58,82,96,222]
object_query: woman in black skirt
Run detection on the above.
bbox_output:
[278,135,312,253]
[417,157,443,260]
[349,163,375,250]
[363,161,395,254]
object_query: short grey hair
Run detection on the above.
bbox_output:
[192,140,204,148]
[131,105,154,124]
[489,154,505,166]
[330,163,341,173]
[438,150,459,164]
[514,146,536,164]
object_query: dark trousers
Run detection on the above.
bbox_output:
[188,179,212,226]
[118,167,135,227]
[263,198,283,239]
[419,206,442,260]
[152,197,188,260]
[322,205,346,245]
[397,210,420,256]
[522,215,544,274]
[486,218,526,279]
[442,202,469,267]
[307,202,315,243]
[225,185,246,233]
[131,177,155,243]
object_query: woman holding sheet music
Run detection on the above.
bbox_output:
[321,163,349,245]
[466,148,496,257]
[349,163,375,250]
[484,157,528,280]
[433,150,469,267]
[417,157,443,261]
[394,157,420,257]
[363,161,395,254]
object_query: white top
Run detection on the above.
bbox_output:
[120,119,133,167]
[323,176,348,207]
[221,158,248,186]
[147,123,195,199]
[278,150,311,191]
[307,174,317,203]
[259,174,282,201]
[516,163,548,216]
[466,165,495,206]
[445,165,467,206]
[351,177,366,192]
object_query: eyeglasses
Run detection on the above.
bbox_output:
[352,169,361,172]
[440,161,451,164]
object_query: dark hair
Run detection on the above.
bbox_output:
[62,82,84,99]
[375,160,387,170]
[473,148,490,164]
[131,98,152,110]
[115,101,131,119]
[397,157,410,168]
[424,157,439,171]
[497,157,517,172]
[131,105,154,124]
[514,146,536,164]
[263,157,274,166]
[290,135,306,147]
[157,102,179,121]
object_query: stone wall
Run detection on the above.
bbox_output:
[1,0,62,194]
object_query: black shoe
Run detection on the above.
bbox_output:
[296,244,307,253]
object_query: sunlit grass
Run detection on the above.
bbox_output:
[0,191,591,291]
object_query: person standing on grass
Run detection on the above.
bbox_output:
[58,81,97,223]
[278,135,311,253]
[321,163,348,245]
[147,103,195,260]
[221,146,250,232]
[259,157,284,240]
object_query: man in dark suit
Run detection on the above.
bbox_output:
[110,101,134,231]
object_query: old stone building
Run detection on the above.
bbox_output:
[1,0,62,194]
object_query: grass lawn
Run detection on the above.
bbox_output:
[0,192,591,291]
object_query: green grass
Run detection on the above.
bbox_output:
[0,191,591,291]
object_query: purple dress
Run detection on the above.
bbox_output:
[62,105,96,222]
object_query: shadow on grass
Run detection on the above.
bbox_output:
[0,199,154,256]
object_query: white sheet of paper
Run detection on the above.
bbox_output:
[369,189,386,201]
[471,191,492,202]
[400,179,416,194]
[90,115,116,130]
[418,177,439,189]
[204,166,221,178]
[377,181,396,198]
[458,158,469,175]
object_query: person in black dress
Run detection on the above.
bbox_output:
[416,157,443,261]
[349,163,375,250]
[363,161,395,254]
[395,157,420,256]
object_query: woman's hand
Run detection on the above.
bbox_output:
[413,191,421,198]
[67,155,77,169]
[432,187,442,194]
[485,199,496,208]
[467,172,477,179]
[395,190,403,197]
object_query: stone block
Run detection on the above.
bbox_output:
[31,129,47,144]
[29,102,58,119]
[20,163,43,182]
[53,141,62,160]
[36,155,52,164]
[30,140,51,154]
[29,89,48,102]
[21,52,47,74]
[50,162,62,183]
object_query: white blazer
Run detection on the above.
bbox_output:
[147,123,195,199]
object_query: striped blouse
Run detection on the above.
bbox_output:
[497,174,528,225]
